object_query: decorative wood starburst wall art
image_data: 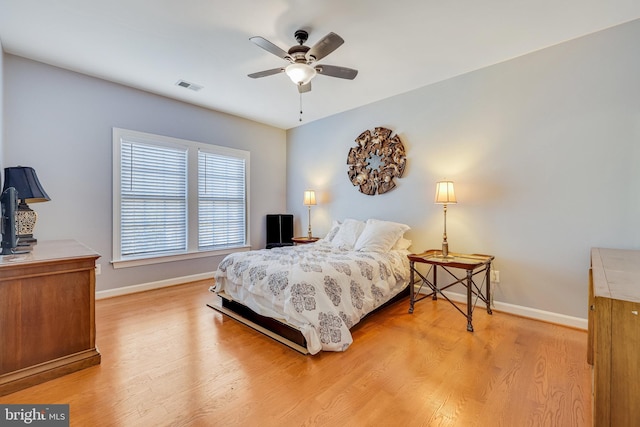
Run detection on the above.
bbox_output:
[346,127,407,195]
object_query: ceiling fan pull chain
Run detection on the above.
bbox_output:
[299,91,303,122]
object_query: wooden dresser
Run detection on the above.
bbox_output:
[588,247,640,426]
[0,240,101,396]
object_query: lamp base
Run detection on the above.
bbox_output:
[437,241,454,259]
[18,234,37,246]
[15,203,38,250]
[16,206,37,234]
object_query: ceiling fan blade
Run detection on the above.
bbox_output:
[249,36,291,61]
[315,65,358,80]
[307,32,344,61]
[298,82,311,93]
[248,68,284,78]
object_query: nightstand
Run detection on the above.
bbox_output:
[292,236,319,245]
[407,250,494,332]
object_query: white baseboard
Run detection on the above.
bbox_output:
[432,290,588,330]
[95,272,215,300]
[96,277,588,331]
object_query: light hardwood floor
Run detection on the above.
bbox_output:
[0,280,592,426]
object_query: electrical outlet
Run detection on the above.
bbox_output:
[491,270,500,283]
[95,263,101,275]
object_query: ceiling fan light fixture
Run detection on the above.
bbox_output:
[285,63,317,85]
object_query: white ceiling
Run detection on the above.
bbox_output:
[1,1,639,130]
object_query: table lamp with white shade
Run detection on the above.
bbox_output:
[434,180,457,258]
[303,190,316,239]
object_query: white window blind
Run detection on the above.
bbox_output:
[120,140,187,257]
[198,150,246,249]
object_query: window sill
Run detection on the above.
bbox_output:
[111,245,251,269]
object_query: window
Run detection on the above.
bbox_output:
[120,141,188,258]
[198,151,246,249]
[113,128,250,268]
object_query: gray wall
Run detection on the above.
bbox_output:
[286,19,640,319]
[3,55,287,292]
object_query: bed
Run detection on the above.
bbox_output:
[209,218,412,354]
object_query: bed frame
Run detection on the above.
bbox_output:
[207,286,410,354]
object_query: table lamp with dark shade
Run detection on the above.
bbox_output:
[2,166,51,245]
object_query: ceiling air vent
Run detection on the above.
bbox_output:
[175,80,203,92]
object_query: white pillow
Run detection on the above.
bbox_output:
[331,218,365,250]
[322,220,341,242]
[392,237,412,251]
[354,219,410,253]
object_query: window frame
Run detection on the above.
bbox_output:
[112,128,250,269]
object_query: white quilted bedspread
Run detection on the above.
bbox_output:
[212,241,410,354]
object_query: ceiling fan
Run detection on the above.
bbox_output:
[248,29,358,93]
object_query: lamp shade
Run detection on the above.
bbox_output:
[285,63,317,85]
[303,190,316,206]
[2,166,51,203]
[434,181,456,204]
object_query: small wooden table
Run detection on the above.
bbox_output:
[0,240,101,396]
[407,250,494,332]
[292,236,319,245]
